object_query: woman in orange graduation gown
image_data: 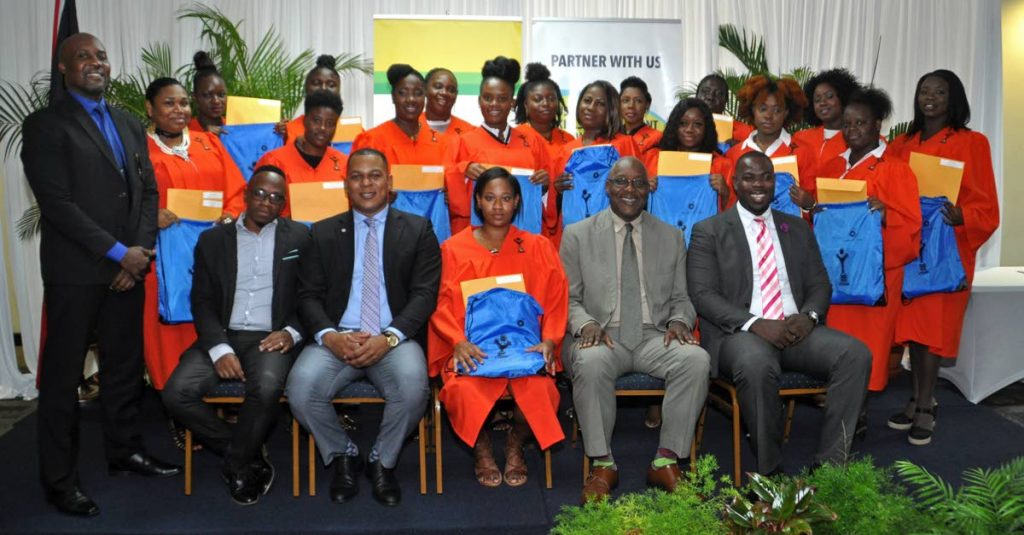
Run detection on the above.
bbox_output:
[886,70,999,445]
[514,63,575,161]
[696,73,753,146]
[818,88,921,393]
[282,54,343,144]
[187,51,227,135]
[256,90,348,218]
[724,75,817,209]
[620,76,663,156]
[142,78,246,390]
[793,69,861,173]
[428,167,567,487]
[648,98,731,204]
[421,67,474,141]
[444,56,552,235]
[351,64,446,165]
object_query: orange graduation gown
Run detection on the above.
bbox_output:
[420,112,474,144]
[521,123,576,162]
[731,120,754,144]
[628,123,663,156]
[889,127,1000,357]
[351,120,446,166]
[818,151,922,390]
[143,130,247,389]
[723,135,818,208]
[427,227,568,449]
[255,142,348,218]
[793,126,848,176]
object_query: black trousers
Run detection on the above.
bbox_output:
[38,283,146,493]
[162,331,292,472]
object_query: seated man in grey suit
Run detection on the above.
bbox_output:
[286,148,440,507]
[687,152,871,476]
[561,156,710,504]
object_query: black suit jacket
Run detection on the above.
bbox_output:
[21,95,158,285]
[687,207,832,374]
[190,218,311,352]
[298,208,441,342]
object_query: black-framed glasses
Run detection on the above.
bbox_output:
[251,188,286,205]
[607,176,650,190]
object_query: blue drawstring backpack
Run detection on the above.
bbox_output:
[460,288,546,378]
[156,219,214,323]
[771,172,801,217]
[902,196,967,299]
[331,141,353,155]
[219,123,284,182]
[562,145,622,227]
[813,201,885,305]
[649,173,718,245]
[470,169,543,234]
[394,189,452,243]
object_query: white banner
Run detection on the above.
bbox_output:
[530,18,684,133]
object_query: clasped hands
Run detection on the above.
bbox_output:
[451,339,558,376]
[214,330,295,380]
[750,314,814,350]
[323,330,391,369]
[109,245,155,292]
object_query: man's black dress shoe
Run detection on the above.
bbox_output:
[221,466,260,506]
[250,447,275,496]
[330,454,364,504]
[46,487,99,517]
[366,460,401,506]
[108,452,181,478]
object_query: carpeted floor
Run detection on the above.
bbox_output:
[1,372,1022,535]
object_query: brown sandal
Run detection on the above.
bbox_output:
[503,428,528,487]
[473,433,502,488]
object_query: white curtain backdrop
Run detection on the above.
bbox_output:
[0,0,1004,398]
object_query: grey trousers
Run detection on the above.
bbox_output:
[717,327,871,474]
[285,341,428,468]
[570,326,710,458]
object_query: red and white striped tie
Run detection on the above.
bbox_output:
[755,217,784,320]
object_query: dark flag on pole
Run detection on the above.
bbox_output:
[48,0,79,106]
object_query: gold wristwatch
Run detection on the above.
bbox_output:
[383,331,400,349]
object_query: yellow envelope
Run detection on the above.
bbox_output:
[166,189,223,221]
[224,96,281,125]
[908,152,963,203]
[816,178,868,204]
[333,116,364,142]
[657,151,712,176]
[479,163,535,178]
[713,114,734,143]
[391,165,445,191]
[771,155,800,183]
[460,273,527,307]
[289,181,349,223]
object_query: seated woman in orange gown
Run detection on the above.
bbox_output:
[421,67,473,140]
[142,77,245,395]
[280,54,343,143]
[886,70,999,446]
[695,73,752,147]
[428,167,568,488]
[188,51,227,135]
[818,88,922,393]
[352,64,446,165]
[514,63,575,161]
[793,68,861,172]
[619,76,662,157]
[724,75,817,210]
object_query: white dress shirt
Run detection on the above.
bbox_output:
[736,203,799,331]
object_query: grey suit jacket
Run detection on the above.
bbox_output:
[686,206,832,374]
[560,208,697,337]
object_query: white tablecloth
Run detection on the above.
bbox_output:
[939,267,1024,403]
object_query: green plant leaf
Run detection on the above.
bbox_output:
[718,24,769,75]
[16,203,41,240]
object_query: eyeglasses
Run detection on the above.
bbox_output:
[607,176,650,190]
[251,188,285,205]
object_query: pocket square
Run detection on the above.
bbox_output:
[281,255,299,261]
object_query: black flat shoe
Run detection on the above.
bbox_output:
[221,466,260,506]
[46,487,99,517]
[908,407,936,446]
[250,446,275,496]
[366,460,401,506]
[108,452,181,478]
[330,454,363,504]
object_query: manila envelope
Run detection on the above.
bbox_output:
[713,114,734,143]
[657,151,712,176]
[224,96,281,125]
[908,152,963,203]
[391,165,445,191]
[289,181,348,223]
[333,116,364,142]
[460,273,527,307]
[166,189,223,221]
[816,178,868,204]
[479,163,534,178]
[771,155,801,182]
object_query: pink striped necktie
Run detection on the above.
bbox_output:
[754,217,784,320]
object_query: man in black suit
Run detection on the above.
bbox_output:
[20,33,179,517]
[162,167,310,505]
[286,148,439,506]
[687,152,870,476]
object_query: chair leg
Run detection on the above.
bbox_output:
[571,418,579,448]
[544,448,552,489]
[419,416,427,495]
[434,394,443,494]
[292,418,300,497]
[695,403,708,452]
[308,434,316,496]
[784,399,796,443]
[582,454,590,486]
[730,389,741,487]
[184,429,193,496]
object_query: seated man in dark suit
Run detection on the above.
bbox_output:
[687,152,871,476]
[286,148,440,507]
[162,166,311,505]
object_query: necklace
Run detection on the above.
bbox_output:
[154,127,183,139]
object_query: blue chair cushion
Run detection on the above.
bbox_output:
[337,380,382,399]
[614,372,665,391]
[204,380,246,399]
[778,371,826,390]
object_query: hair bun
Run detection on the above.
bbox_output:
[482,56,521,87]
[315,54,337,70]
[193,50,217,72]
[524,63,551,83]
[386,63,415,87]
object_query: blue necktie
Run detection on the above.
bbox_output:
[92,105,126,171]
[360,218,381,334]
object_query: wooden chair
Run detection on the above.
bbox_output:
[302,379,428,496]
[432,383,553,494]
[571,372,701,485]
[183,380,301,497]
[704,371,828,486]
